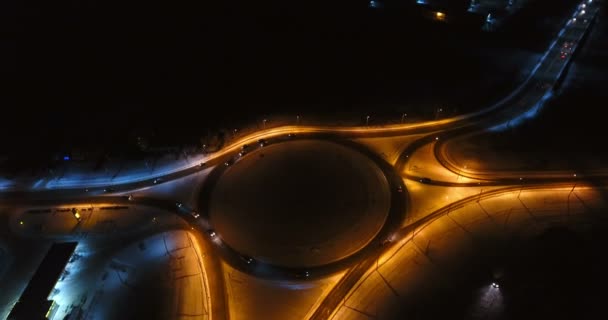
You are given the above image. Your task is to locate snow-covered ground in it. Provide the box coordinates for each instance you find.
[72,230,211,320]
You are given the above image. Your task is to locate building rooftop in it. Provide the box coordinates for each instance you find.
[8,242,78,320]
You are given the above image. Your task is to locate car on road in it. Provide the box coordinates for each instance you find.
[175,202,183,208]
[258,139,267,147]
[397,186,403,193]
[190,210,200,219]
[198,162,205,168]
[240,255,254,264]
[224,160,232,166]
[103,187,116,193]
[153,178,163,184]
[380,238,392,246]
[419,177,432,184]
[287,133,296,138]
[294,270,310,279]
[560,42,573,59]
[207,229,217,238]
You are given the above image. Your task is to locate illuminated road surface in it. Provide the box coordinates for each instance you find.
[330,184,608,319]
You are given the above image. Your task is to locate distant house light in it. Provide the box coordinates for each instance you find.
[435,11,446,21]
[63,155,70,161]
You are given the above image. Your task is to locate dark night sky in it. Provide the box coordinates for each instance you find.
[11,0,584,160]
[15,1,480,153]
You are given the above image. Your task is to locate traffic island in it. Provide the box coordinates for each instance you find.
[206,139,392,269]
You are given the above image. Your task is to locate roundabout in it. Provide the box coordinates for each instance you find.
[207,139,393,268]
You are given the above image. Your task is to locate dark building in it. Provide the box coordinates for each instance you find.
[8,242,78,320]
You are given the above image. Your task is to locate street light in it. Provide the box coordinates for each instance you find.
[435,107,443,120]
[296,115,300,124]
[366,115,370,126]
[457,164,467,182]
[263,119,267,129]
[401,113,407,123]
[71,208,81,221]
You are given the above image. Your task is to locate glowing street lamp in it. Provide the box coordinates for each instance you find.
[71,208,81,221]
[435,107,443,120]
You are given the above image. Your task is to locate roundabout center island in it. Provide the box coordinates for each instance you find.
[208,139,392,268]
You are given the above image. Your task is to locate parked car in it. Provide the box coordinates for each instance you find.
[419,177,432,184]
